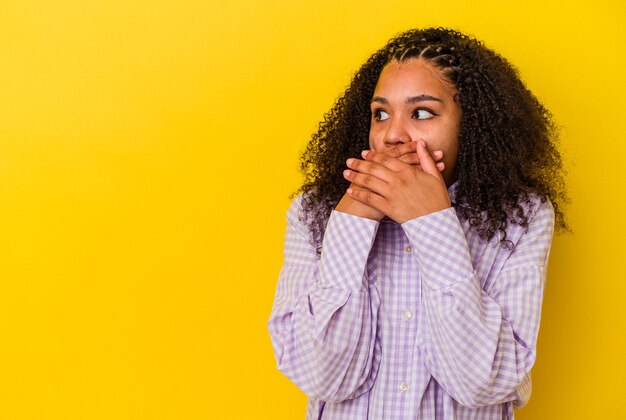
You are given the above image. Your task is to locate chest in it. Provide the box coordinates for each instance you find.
[366,219,506,299]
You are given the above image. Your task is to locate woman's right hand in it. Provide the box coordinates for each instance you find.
[335,141,444,220]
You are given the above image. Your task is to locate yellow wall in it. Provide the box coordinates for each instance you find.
[0,0,624,418]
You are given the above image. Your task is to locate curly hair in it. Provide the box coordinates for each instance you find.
[294,27,568,253]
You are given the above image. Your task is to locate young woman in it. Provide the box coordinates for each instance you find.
[268,27,567,419]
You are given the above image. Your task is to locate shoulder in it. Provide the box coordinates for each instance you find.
[286,193,316,230]
[285,193,316,240]
[286,193,305,223]
[477,192,554,255]
[503,193,555,264]
[518,192,555,231]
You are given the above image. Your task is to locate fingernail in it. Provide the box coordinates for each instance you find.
[347,187,353,195]
[361,150,369,158]
[420,140,426,148]
[346,158,354,165]
[343,169,351,178]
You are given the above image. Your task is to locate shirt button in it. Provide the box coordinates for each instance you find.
[405,245,412,253]
[402,310,413,320]
[400,382,409,392]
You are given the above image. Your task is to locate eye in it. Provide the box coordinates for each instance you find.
[413,108,436,120]
[373,109,390,121]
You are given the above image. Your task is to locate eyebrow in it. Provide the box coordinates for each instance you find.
[371,94,443,104]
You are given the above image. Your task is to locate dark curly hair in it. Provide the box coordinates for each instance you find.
[294,27,568,253]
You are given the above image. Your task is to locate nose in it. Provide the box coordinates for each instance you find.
[383,117,411,147]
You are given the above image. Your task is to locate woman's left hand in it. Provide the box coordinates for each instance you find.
[343,140,452,223]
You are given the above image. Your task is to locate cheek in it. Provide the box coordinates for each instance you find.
[368,130,383,152]
[442,141,460,176]
[428,125,459,158]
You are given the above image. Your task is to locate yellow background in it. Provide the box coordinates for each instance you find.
[1,0,624,419]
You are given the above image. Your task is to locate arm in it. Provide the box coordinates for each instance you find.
[267,195,382,403]
[344,142,554,408]
[402,199,555,408]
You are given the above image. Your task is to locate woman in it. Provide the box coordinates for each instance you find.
[268,27,567,419]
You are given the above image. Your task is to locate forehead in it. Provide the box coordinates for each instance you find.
[374,58,457,100]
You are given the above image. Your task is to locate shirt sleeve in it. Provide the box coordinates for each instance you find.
[401,198,555,409]
[267,195,382,403]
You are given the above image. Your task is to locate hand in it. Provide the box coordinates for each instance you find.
[335,142,445,221]
[385,141,445,171]
[343,140,451,223]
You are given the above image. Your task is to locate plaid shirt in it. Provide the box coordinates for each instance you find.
[269,183,554,419]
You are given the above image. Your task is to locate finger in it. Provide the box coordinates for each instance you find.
[398,151,443,165]
[385,141,442,158]
[343,168,389,195]
[417,140,444,180]
[398,152,420,165]
[385,142,419,160]
[397,157,445,172]
[361,149,409,172]
[347,185,389,214]
[346,157,395,183]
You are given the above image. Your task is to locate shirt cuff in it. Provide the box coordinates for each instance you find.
[318,210,380,291]
[401,207,474,291]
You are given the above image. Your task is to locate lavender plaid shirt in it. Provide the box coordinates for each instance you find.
[268,183,554,419]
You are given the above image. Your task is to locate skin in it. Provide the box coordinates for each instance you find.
[335,58,462,223]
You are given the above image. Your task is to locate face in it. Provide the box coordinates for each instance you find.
[369,58,462,187]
